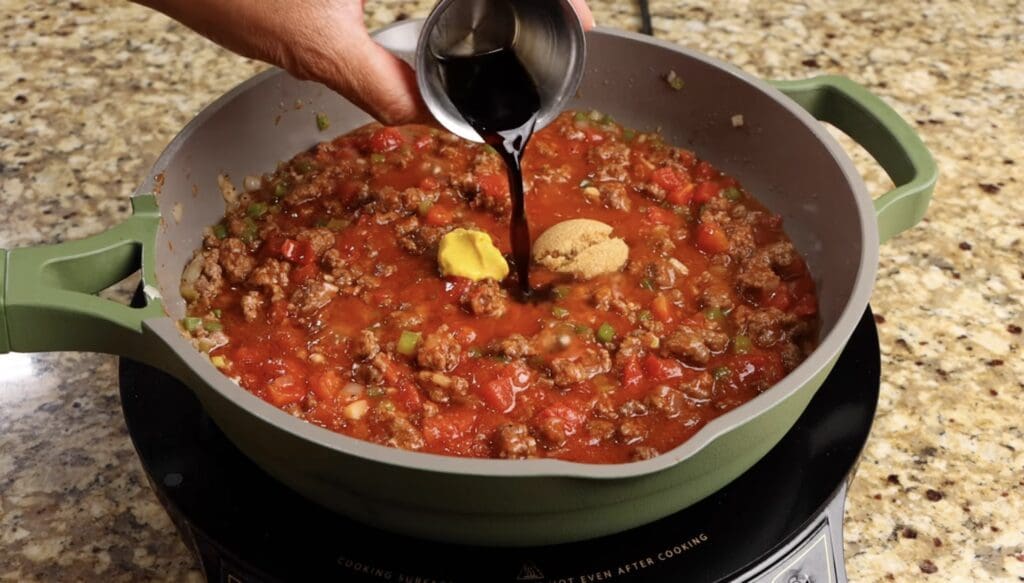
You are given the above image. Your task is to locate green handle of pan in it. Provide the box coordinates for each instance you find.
[772,75,938,243]
[0,195,164,357]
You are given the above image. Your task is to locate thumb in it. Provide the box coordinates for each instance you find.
[319,32,430,126]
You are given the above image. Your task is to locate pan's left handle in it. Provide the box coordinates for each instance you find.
[0,195,165,359]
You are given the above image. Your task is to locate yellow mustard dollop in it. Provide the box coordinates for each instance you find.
[438,228,509,281]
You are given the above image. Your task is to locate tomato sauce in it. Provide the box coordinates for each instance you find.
[180,111,819,463]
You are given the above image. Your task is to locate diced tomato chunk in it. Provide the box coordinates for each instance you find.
[368,127,403,153]
[693,181,722,204]
[443,276,472,300]
[280,238,316,265]
[309,370,343,403]
[667,184,694,206]
[643,354,683,382]
[536,403,584,435]
[652,293,674,323]
[265,375,306,407]
[480,378,516,413]
[695,222,730,254]
[735,353,785,386]
[291,263,319,285]
[644,206,675,225]
[693,160,718,181]
[425,205,453,226]
[651,167,685,191]
[621,356,643,388]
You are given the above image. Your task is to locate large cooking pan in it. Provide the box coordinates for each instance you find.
[0,22,935,546]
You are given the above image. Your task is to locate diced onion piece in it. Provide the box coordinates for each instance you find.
[668,257,689,276]
[343,399,369,420]
[731,114,745,128]
[217,174,238,204]
[243,175,262,191]
[341,382,365,402]
[180,254,204,301]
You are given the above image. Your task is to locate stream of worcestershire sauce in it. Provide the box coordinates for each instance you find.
[436,46,541,298]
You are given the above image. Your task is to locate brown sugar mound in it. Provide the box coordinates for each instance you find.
[532,219,629,279]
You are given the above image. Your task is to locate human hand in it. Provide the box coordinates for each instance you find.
[137,0,595,126]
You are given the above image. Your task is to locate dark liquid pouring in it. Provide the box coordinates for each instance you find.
[437,47,541,297]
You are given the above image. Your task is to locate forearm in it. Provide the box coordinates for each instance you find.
[133,0,339,77]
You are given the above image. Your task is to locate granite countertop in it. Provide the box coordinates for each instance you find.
[1,0,1021,580]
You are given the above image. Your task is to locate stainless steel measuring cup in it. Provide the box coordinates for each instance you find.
[375,0,587,142]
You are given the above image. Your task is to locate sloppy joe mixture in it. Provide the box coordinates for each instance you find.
[180,111,818,464]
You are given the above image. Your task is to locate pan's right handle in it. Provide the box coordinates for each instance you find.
[0,195,165,360]
[772,75,938,244]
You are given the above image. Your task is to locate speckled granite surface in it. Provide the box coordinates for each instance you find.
[1,0,1021,581]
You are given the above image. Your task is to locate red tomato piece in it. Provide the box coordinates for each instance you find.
[652,293,674,323]
[644,206,675,225]
[291,263,319,285]
[368,127,403,153]
[643,354,683,382]
[695,222,730,254]
[443,276,473,300]
[651,167,685,191]
[265,374,306,407]
[666,184,694,206]
[693,181,722,204]
[280,238,316,265]
[309,370,342,403]
[693,160,718,181]
[621,356,643,388]
[735,353,785,385]
[480,378,516,413]
[425,205,453,226]
[536,403,584,436]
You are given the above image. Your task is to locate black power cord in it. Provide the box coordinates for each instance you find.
[638,0,653,35]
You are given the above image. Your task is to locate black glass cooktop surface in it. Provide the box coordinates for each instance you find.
[119,308,879,583]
